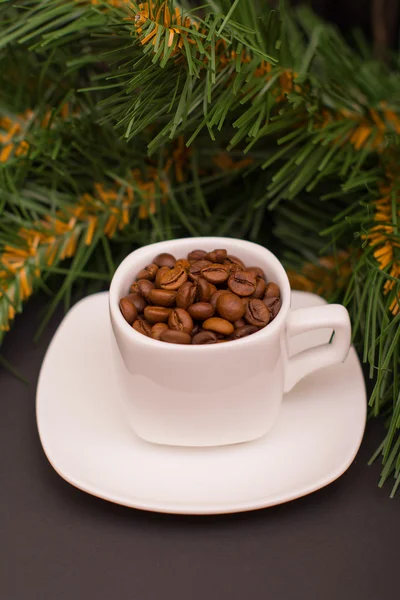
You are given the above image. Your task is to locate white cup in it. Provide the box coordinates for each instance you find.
[109,237,351,447]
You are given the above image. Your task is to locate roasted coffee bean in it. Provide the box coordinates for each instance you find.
[188,260,212,280]
[151,323,169,340]
[204,249,227,263]
[263,296,282,319]
[147,288,177,307]
[228,270,257,297]
[233,318,246,329]
[241,297,250,311]
[247,266,266,280]
[144,306,172,324]
[153,253,176,268]
[188,302,214,320]
[136,263,158,281]
[176,281,196,309]
[245,299,271,327]
[195,277,212,302]
[137,279,154,299]
[159,266,187,290]
[168,308,193,334]
[132,317,152,336]
[119,297,138,325]
[226,325,258,340]
[264,281,280,298]
[192,331,218,345]
[160,329,192,344]
[210,289,231,311]
[122,247,280,344]
[224,255,245,269]
[155,266,170,287]
[175,258,190,271]
[188,249,207,262]
[216,292,245,322]
[201,264,230,285]
[126,292,146,314]
[203,317,234,336]
[251,276,266,299]
[229,264,243,275]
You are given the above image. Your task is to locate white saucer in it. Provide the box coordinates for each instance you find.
[36,291,366,515]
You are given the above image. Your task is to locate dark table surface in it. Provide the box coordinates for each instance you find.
[0,294,398,600]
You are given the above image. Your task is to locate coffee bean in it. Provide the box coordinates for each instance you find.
[251,277,266,299]
[160,329,192,344]
[263,296,282,319]
[226,325,258,340]
[175,258,190,271]
[247,266,266,280]
[129,282,139,294]
[147,288,177,307]
[155,266,170,287]
[233,318,246,329]
[125,292,146,314]
[192,331,218,345]
[119,297,138,324]
[176,281,196,309]
[203,317,234,335]
[188,302,214,320]
[153,253,176,268]
[188,260,212,280]
[241,297,250,311]
[229,264,244,275]
[201,264,230,285]
[159,266,187,290]
[228,270,257,296]
[224,255,245,269]
[136,263,158,281]
[144,306,172,324]
[210,289,231,311]
[264,282,280,298]
[123,248,279,344]
[204,249,227,263]
[137,279,154,299]
[188,249,207,262]
[151,323,169,340]
[132,317,152,336]
[216,292,245,322]
[245,299,271,327]
[168,308,193,334]
[192,324,201,335]
[195,277,212,302]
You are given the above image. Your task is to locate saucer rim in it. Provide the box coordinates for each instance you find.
[36,291,367,515]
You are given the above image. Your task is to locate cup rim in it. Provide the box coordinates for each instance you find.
[109,237,290,351]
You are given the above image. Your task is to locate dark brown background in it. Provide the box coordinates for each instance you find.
[0,293,399,600]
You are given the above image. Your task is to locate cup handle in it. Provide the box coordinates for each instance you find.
[284,304,351,393]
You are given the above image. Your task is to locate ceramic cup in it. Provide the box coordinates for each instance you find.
[109,237,351,447]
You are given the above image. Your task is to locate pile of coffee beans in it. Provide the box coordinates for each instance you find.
[119,249,281,344]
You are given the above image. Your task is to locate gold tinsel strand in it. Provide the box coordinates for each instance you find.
[0,125,190,334]
[367,175,400,315]
[288,252,353,298]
